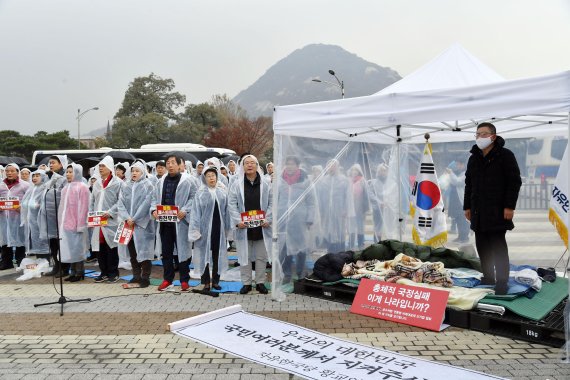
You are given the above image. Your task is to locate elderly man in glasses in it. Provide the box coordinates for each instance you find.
[463,122,522,295]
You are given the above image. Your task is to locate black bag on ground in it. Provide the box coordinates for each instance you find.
[312,251,355,282]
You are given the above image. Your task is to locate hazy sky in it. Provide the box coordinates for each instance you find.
[1,0,569,137]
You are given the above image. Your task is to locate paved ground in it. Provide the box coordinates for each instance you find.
[0,209,568,379]
[0,262,569,380]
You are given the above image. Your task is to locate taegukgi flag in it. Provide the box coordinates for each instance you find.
[549,142,569,248]
[410,142,448,247]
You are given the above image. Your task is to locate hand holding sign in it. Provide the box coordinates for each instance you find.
[0,197,20,211]
[156,205,179,222]
[240,210,266,228]
[87,211,108,227]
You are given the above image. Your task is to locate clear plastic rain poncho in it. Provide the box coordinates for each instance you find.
[20,169,50,254]
[274,157,317,286]
[205,157,229,189]
[115,162,131,182]
[188,168,231,280]
[40,154,68,240]
[271,137,424,300]
[347,163,370,250]
[368,163,389,241]
[58,164,90,264]
[89,156,124,251]
[315,158,355,253]
[151,170,198,262]
[0,163,30,247]
[20,168,32,184]
[115,161,132,264]
[227,154,273,266]
[117,162,156,262]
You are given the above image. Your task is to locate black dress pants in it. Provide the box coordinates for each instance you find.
[98,240,119,278]
[160,224,189,283]
[475,230,509,293]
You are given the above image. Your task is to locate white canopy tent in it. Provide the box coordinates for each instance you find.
[375,43,505,94]
[274,69,570,144]
[270,45,570,303]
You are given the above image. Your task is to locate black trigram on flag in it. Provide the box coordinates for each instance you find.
[411,181,418,196]
[420,163,435,174]
[418,216,433,227]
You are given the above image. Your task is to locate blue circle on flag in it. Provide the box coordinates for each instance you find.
[416,181,441,210]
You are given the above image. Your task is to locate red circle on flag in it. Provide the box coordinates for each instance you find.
[416,181,441,210]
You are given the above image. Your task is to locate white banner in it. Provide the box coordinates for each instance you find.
[549,142,569,248]
[170,306,503,380]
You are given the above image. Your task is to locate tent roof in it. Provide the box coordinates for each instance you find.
[376,43,505,94]
[274,71,570,144]
[274,45,570,144]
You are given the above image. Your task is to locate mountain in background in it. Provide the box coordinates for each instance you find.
[233,44,401,117]
[85,126,107,137]
[87,44,401,135]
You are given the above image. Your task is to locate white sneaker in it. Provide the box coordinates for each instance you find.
[118,261,132,270]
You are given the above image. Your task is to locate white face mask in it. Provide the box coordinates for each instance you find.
[476,136,493,150]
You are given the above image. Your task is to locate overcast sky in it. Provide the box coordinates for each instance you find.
[1,0,569,137]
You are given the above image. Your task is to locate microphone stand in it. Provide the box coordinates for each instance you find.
[34,175,91,316]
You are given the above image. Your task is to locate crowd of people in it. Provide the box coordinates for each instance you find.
[0,144,395,294]
[0,123,521,297]
[0,153,278,295]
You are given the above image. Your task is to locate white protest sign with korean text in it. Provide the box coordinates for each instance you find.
[0,196,20,210]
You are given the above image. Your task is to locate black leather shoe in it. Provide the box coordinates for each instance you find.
[239,285,252,294]
[69,275,84,282]
[255,284,268,294]
[212,283,222,291]
[64,275,75,282]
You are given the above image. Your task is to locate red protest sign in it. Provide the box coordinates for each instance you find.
[157,205,179,222]
[113,221,134,245]
[87,211,108,227]
[350,278,449,331]
[0,196,20,210]
[240,210,266,228]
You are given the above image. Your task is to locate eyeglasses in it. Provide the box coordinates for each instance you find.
[474,132,494,138]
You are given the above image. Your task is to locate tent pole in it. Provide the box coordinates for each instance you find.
[396,125,403,241]
[564,112,570,274]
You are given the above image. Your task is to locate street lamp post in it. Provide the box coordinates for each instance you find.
[77,107,99,149]
[311,69,345,99]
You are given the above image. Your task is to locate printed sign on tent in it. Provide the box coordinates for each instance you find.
[157,205,179,222]
[113,221,134,245]
[0,196,19,210]
[87,211,108,227]
[350,278,449,331]
[241,210,266,228]
[549,142,569,248]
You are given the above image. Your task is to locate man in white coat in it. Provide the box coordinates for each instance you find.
[228,154,272,295]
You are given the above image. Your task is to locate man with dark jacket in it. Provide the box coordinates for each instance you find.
[464,122,522,295]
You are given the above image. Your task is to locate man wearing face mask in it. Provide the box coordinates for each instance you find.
[464,122,521,295]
